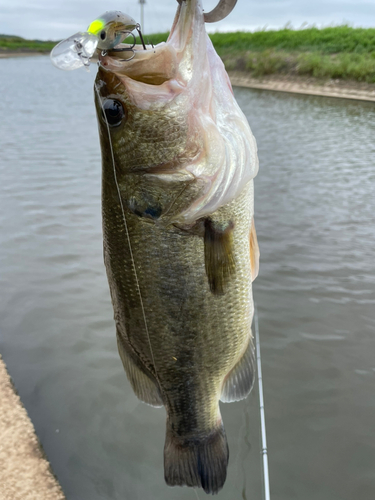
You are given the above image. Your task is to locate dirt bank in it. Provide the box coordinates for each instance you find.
[229,71,375,102]
[0,355,66,500]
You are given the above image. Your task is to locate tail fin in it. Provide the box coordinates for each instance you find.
[164,419,229,495]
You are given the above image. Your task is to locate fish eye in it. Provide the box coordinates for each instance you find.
[100,30,106,40]
[102,99,125,127]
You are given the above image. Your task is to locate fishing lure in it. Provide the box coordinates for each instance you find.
[51,11,147,71]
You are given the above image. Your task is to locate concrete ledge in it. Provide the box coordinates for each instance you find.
[229,72,375,103]
[0,355,66,500]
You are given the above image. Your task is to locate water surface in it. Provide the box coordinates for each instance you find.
[0,56,374,500]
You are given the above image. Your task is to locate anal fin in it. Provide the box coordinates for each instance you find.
[220,336,255,403]
[204,218,235,295]
[117,331,163,408]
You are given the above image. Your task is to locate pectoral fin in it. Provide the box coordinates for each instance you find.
[204,219,235,295]
[117,331,164,408]
[250,218,260,282]
[220,336,255,403]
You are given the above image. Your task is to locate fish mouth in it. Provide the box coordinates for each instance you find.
[97,0,190,82]
[98,42,179,86]
[98,0,238,83]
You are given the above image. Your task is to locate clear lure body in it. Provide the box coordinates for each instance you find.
[50,11,142,71]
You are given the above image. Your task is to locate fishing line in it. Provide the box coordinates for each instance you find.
[94,80,160,385]
[254,304,271,500]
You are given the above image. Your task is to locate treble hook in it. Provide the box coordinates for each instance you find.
[105,23,147,62]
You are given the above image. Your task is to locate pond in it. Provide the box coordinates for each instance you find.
[0,55,374,500]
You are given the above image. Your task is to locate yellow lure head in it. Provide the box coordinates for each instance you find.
[87,11,138,50]
[87,19,106,36]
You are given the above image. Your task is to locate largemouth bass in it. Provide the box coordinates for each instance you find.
[94,0,259,494]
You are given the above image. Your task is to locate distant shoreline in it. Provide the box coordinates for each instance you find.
[0,51,48,58]
[2,52,375,103]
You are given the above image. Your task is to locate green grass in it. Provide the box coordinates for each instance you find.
[0,35,55,52]
[297,51,375,81]
[213,26,375,84]
[143,25,375,54]
[222,49,375,83]
[142,26,375,83]
[2,26,375,83]
[209,26,375,54]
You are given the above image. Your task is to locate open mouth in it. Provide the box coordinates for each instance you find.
[98,0,238,82]
[99,41,178,85]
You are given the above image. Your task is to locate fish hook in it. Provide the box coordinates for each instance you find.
[105,23,147,62]
[103,31,136,61]
[136,23,147,50]
[177,0,238,23]
[101,48,136,62]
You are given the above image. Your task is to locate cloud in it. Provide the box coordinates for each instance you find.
[0,0,374,40]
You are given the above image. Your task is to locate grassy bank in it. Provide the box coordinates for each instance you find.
[2,26,375,84]
[213,26,375,83]
[146,26,375,84]
[212,26,375,83]
[0,34,55,53]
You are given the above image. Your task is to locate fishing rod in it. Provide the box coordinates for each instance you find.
[254,304,271,500]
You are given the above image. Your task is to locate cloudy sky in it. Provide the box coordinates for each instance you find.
[0,0,374,40]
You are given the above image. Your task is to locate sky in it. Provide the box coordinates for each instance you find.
[0,0,375,40]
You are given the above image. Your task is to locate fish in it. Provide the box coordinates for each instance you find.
[94,0,259,494]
